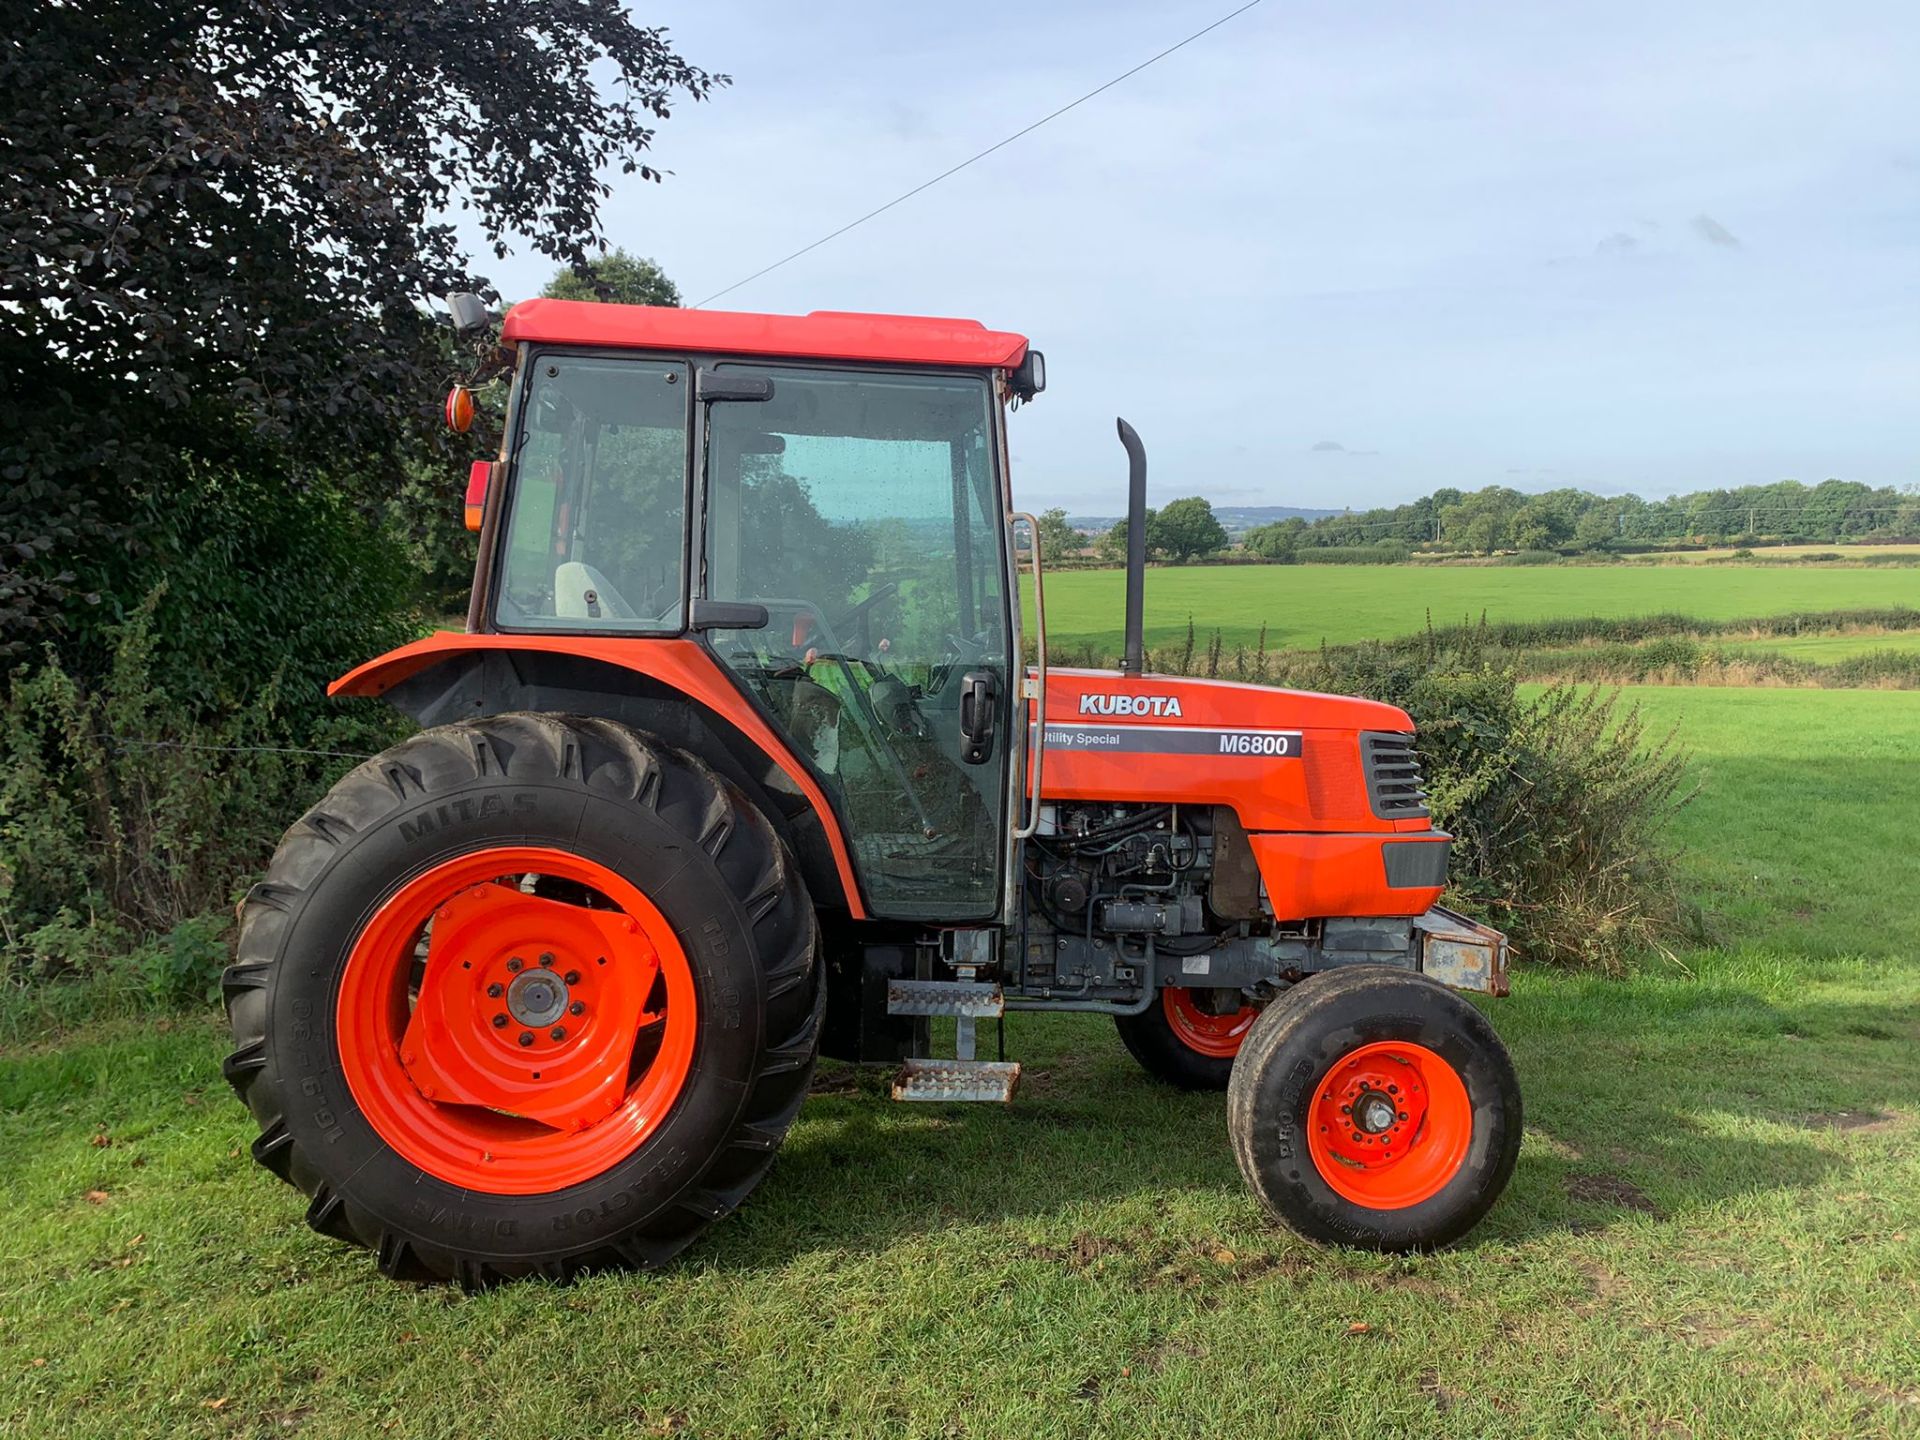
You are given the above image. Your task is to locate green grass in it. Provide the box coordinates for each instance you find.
[5,687,1919,1438]
[1723,631,1920,663]
[1029,563,1920,657]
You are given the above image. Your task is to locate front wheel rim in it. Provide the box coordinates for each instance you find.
[1305,1040,1472,1209]
[1161,987,1258,1059]
[334,846,697,1195]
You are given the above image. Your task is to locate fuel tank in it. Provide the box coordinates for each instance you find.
[1035,668,1448,920]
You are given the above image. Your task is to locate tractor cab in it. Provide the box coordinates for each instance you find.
[472,303,1034,923]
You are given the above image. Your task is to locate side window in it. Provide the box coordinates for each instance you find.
[496,357,688,630]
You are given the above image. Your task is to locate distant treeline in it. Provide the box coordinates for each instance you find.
[1246,478,1920,558]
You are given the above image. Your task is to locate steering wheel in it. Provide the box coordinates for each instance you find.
[831,582,898,655]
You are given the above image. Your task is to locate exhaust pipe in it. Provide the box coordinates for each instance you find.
[1116,417,1148,676]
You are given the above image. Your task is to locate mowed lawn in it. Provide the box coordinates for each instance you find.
[3,685,1918,1438]
[1030,562,1920,656]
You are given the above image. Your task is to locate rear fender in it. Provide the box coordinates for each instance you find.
[331,633,867,918]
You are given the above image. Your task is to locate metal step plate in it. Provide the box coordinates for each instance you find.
[891,1059,1021,1104]
[885,979,1005,1018]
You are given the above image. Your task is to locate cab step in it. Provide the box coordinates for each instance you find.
[891,1058,1021,1104]
[885,978,1005,1018]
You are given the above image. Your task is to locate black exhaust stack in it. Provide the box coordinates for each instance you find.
[1116,417,1148,676]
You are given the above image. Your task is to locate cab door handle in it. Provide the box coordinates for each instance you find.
[958,671,999,765]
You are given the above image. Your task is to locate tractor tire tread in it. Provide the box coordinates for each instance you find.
[221,712,822,1287]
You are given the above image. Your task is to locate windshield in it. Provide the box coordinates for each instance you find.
[494,355,689,631]
[703,366,1010,920]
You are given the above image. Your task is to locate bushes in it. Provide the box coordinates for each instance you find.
[1263,643,1692,969]
[0,592,404,1005]
[1294,543,1412,565]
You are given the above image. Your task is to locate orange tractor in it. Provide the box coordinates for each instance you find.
[223,299,1521,1286]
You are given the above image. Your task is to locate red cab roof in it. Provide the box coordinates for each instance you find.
[500,299,1029,370]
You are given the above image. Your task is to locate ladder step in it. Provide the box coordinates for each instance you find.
[885,979,1005,1018]
[891,1059,1021,1104]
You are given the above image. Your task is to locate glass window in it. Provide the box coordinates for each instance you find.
[704,367,1011,920]
[495,357,689,631]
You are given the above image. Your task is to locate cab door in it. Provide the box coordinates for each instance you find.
[699,364,1014,920]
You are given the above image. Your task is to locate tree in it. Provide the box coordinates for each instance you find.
[1033,508,1082,561]
[1245,517,1307,561]
[545,249,682,307]
[1510,500,1572,552]
[1439,487,1525,554]
[1098,512,1154,564]
[1151,497,1228,563]
[1,3,720,674]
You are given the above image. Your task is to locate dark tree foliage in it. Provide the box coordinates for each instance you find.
[0,1,721,664]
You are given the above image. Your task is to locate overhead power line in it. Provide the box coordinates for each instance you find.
[692,0,1269,308]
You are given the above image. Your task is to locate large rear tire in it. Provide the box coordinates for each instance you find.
[1227,968,1520,1251]
[221,713,820,1287]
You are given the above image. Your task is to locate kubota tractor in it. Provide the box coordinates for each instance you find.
[222,299,1522,1286]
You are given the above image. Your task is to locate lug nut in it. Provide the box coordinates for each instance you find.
[569,1001,585,1016]
[518,1031,535,1047]
[1387,1084,1399,1095]
[506,956,524,973]
[549,1026,567,1042]
[564,970,582,986]
[486,982,504,998]
[491,1013,508,1029]
[538,952,556,968]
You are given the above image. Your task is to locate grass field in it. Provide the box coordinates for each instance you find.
[1721,630,1920,663]
[4,686,1917,1439]
[1646,543,1920,564]
[1029,563,1920,657]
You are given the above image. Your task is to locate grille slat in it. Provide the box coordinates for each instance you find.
[1360,732,1430,820]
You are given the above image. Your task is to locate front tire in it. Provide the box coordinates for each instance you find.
[221,713,820,1287]
[1227,968,1521,1251]
[1115,986,1260,1091]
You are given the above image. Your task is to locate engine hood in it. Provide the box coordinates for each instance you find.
[1041,668,1413,735]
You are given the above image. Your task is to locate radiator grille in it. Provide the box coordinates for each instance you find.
[1360,731,1429,820]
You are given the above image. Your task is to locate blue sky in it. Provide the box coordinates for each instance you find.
[475,1,1919,513]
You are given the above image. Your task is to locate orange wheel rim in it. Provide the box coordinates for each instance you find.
[1161,987,1258,1059]
[1306,1041,1471,1209]
[335,846,696,1195]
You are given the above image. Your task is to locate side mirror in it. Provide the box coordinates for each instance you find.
[446,292,490,335]
[1011,349,1046,402]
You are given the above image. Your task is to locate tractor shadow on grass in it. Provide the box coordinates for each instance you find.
[702,986,1920,1268]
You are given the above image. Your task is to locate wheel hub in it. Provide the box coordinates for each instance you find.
[506,966,569,1028]
[1314,1052,1429,1171]
[396,881,662,1133]
[1353,1089,1397,1135]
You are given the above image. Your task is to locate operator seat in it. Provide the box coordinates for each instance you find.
[552,561,639,622]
